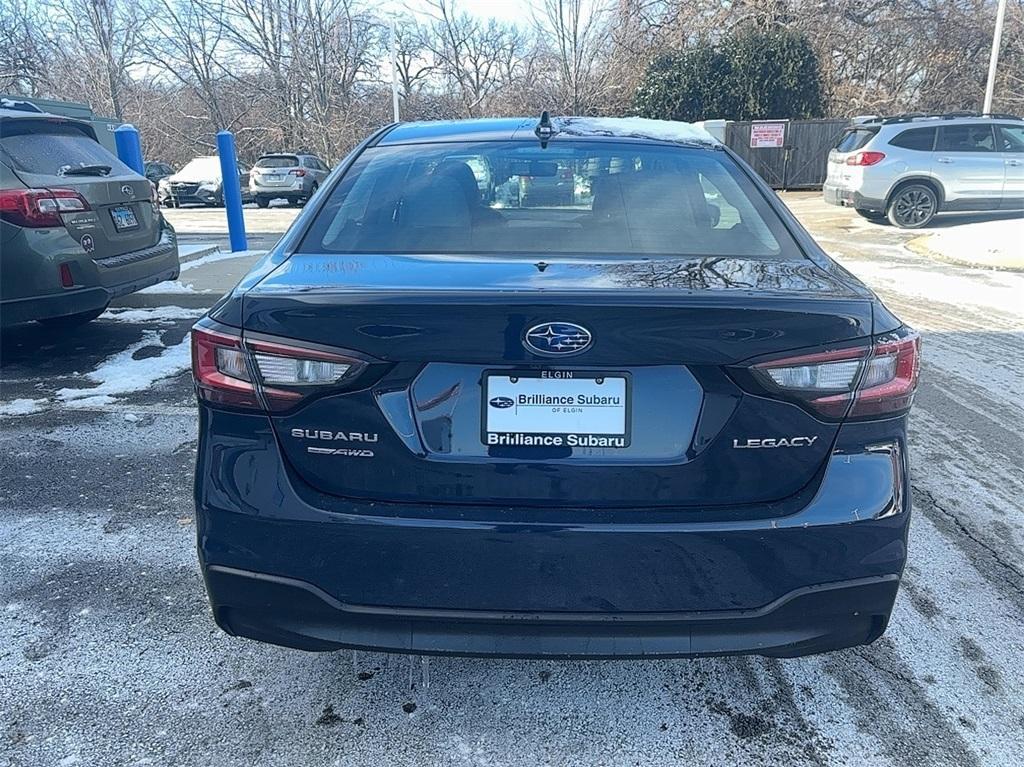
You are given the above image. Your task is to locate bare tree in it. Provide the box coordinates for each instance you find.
[532,0,616,113]
[0,0,49,95]
[46,0,152,120]
[422,0,531,117]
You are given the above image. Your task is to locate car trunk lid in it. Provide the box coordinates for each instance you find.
[238,254,873,508]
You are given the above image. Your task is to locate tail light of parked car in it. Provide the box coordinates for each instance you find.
[289,169,307,177]
[846,151,886,167]
[0,188,90,228]
[738,329,920,419]
[191,323,379,412]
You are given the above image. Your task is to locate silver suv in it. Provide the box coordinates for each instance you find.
[250,153,330,208]
[824,114,1024,228]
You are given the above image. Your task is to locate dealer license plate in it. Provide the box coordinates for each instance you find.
[482,371,631,448]
[110,205,138,230]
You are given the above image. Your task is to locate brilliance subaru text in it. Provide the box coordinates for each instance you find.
[192,116,920,658]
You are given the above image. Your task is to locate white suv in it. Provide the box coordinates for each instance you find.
[824,114,1024,228]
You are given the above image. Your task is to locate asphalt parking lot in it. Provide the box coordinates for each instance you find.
[2,195,1023,767]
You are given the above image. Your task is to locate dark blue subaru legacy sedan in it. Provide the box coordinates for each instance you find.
[192,116,920,658]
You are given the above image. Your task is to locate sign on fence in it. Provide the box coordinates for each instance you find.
[749,121,787,148]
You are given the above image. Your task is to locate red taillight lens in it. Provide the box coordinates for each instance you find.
[191,326,261,409]
[749,329,920,419]
[0,188,91,227]
[849,332,921,416]
[191,324,370,412]
[846,151,886,166]
[289,169,307,177]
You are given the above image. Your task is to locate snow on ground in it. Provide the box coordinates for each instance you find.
[100,306,207,323]
[0,398,46,416]
[179,248,266,272]
[555,116,718,145]
[56,330,192,406]
[137,279,206,294]
[814,234,1024,320]
[914,216,1024,270]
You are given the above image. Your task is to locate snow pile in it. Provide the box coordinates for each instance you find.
[138,280,203,295]
[555,117,718,146]
[914,217,1024,270]
[56,330,192,405]
[101,306,206,323]
[0,398,45,416]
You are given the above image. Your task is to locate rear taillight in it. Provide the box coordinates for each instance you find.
[846,151,886,166]
[847,332,921,417]
[191,326,261,409]
[191,323,371,412]
[0,188,91,227]
[289,169,307,177]
[747,329,920,419]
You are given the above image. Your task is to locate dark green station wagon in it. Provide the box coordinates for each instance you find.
[0,107,180,327]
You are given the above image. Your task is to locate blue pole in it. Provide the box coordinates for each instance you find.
[216,130,248,252]
[113,124,144,175]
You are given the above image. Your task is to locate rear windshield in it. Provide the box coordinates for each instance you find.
[299,141,799,259]
[0,120,132,177]
[257,156,299,168]
[835,128,877,153]
[177,157,221,178]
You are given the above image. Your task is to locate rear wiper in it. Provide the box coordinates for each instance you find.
[60,164,112,177]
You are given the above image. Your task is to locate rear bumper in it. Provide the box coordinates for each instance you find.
[251,182,307,197]
[0,229,179,325]
[206,565,898,658]
[823,184,886,213]
[196,408,912,658]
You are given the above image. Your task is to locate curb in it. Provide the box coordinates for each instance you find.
[177,244,220,264]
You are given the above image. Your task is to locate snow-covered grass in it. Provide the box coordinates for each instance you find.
[0,398,46,416]
[555,116,718,145]
[56,330,192,405]
[913,217,1024,270]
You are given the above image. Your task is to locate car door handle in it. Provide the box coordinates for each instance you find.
[936,157,954,164]
[1007,159,1023,166]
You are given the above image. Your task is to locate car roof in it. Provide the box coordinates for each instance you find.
[0,106,89,124]
[867,114,1022,130]
[377,117,720,148]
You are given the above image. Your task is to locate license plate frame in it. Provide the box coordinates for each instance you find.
[110,205,139,231]
[481,370,632,449]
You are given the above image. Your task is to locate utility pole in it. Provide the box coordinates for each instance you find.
[983,0,1007,114]
[390,19,401,123]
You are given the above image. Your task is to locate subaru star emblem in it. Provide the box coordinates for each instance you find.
[121,184,135,198]
[489,396,515,409]
[524,322,593,356]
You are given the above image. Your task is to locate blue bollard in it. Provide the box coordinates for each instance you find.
[216,130,248,252]
[113,124,144,175]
